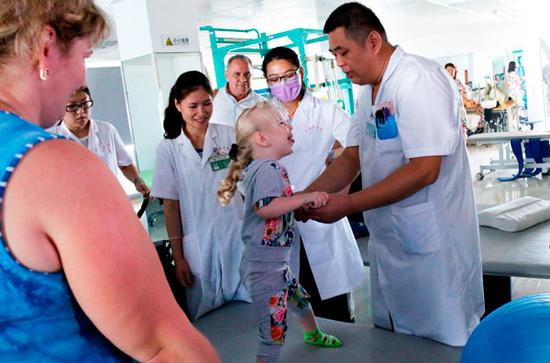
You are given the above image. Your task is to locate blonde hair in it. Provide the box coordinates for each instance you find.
[218,101,285,206]
[0,0,109,66]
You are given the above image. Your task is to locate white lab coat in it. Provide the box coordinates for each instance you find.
[151,123,249,320]
[49,119,133,175]
[276,91,364,300]
[210,86,264,127]
[543,63,550,103]
[354,46,484,346]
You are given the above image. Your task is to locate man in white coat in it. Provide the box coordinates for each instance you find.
[210,54,264,127]
[305,2,484,346]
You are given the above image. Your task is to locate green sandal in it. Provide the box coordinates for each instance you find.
[303,327,343,348]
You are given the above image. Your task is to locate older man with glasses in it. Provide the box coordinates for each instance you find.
[49,86,149,196]
[210,54,264,127]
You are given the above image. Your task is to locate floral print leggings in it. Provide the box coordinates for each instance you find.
[246,264,313,363]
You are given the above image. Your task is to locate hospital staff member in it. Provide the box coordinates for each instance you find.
[305,2,484,346]
[151,71,249,320]
[262,46,364,322]
[210,54,264,127]
[50,86,149,196]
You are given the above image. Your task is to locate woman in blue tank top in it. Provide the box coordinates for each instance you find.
[0,2,218,362]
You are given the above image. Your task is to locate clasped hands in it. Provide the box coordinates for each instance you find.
[297,192,352,224]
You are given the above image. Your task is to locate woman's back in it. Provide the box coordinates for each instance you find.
[0,111,130,362]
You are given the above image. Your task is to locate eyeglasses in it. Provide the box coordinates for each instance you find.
[266,69,299,85]
[66,100,93,113]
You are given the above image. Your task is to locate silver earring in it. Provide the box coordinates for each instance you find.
[39,67,50,81]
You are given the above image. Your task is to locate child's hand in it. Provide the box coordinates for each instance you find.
[303,191,330,208]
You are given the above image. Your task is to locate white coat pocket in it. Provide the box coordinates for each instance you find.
[297,221,333,265]
[375,136,401,153]
[390,201,441,255]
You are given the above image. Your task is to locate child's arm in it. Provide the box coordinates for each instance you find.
[256,192,329,220]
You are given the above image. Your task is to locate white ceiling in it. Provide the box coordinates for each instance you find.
[91,0,549,62]
[95,0,543,28]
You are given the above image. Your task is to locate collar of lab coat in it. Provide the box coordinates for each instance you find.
[59,118,98,141]
[174,124,219,167]
[374,45,405,104]
[295,90,314,118]
[223,84,257,106]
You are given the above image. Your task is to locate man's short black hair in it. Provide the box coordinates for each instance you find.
[323,2,387,43]
[445,63,456,69]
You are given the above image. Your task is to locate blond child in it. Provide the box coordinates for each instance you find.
[218,102,342,363]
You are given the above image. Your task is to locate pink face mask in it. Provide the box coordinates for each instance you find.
[269,75,302,103]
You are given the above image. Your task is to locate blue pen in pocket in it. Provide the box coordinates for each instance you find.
[375,106,398,140]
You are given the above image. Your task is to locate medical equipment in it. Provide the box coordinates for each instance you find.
[199,26,355,114]
[468,130,550,180]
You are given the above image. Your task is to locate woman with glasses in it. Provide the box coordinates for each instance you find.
[261,46,364,322]
[0,1,218,361]
[50,86,150,196]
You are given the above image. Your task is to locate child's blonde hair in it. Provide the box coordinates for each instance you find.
[218,101,286,206]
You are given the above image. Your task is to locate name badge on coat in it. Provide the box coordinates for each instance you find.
[209,154,231,171]
[366,118,377,139]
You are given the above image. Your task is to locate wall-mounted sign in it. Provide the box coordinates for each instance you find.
[162,34,191,48]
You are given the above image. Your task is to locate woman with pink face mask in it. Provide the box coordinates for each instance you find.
[262,47,364,323]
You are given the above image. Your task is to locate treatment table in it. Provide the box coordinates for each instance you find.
[357,205,550,317]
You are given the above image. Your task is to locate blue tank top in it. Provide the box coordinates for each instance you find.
[0,111,131,362]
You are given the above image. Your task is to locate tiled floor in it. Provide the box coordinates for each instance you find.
[469,143,550,204]
[351,142,550,327]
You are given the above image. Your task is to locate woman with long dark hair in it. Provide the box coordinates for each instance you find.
[151,71,249,320]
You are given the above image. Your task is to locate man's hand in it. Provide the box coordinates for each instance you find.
[295,206,311,222]
[307,194,354,224]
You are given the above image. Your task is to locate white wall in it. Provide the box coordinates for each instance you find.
[394,17,548,126]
